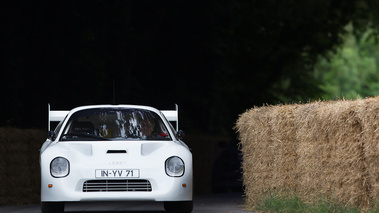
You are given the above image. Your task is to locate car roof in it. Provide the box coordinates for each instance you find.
[69,104,161,114]
[48,104,179,131]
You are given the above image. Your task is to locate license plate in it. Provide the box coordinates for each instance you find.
[95,169,140,178]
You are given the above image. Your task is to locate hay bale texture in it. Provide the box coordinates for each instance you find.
[235,97,379,209]
[0,128,45,205]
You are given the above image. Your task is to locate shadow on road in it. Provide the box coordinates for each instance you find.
[64,201,165,213]
[0,192,246,213]
[68,211,164,213]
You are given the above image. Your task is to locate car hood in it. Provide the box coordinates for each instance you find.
[40,140,189,158]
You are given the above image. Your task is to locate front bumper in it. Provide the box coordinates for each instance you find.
[40,142,193,202]
[41,175,192,202]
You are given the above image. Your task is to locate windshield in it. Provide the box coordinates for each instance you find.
[59,108,171,141]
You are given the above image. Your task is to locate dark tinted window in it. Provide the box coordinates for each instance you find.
[60,108,171,141]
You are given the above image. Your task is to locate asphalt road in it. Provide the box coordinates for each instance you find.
[0,193,250,213]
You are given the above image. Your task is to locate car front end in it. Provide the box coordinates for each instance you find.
[40,140,193,202]
[40,105,193,213]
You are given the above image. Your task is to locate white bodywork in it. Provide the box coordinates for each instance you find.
[40,105,192,203]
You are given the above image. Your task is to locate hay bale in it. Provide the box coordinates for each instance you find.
[357,98,379,204]
[293,101,327,201]
[269,105,299,192]
[0,127,45,206]
[236,105,277,206]
[236,97,379,209]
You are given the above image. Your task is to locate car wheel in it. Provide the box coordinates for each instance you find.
[41,202,64,213]
[164,201,193,213]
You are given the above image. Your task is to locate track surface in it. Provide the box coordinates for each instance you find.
[0,193,250,213]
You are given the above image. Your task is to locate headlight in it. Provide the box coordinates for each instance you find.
[165,156,184,177]
[50,157,70,178]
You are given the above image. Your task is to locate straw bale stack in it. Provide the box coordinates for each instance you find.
[0,127,45,205]
[235,97,379,208]
[358,98,379,203]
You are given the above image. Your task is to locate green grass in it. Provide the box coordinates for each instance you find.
[253,191,379,213]
[367,203,379,213]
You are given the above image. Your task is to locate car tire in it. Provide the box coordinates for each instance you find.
[41,202,64,213]
[164,201,193,213]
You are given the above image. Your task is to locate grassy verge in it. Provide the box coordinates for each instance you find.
[252,191,379,213]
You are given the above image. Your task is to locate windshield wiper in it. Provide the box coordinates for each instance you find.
[62,133,109,141]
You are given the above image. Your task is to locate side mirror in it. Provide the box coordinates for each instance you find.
[177,130,185,140]
[47,131,56,140]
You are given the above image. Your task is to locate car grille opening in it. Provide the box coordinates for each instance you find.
[83,179,152,192]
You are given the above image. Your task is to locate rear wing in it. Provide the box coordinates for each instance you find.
[161,104,179,131]
[48,104,69,131]
[48,104,179,131]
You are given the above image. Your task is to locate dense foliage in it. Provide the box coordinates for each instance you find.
[315,25,379,100]
[1,0,378,134]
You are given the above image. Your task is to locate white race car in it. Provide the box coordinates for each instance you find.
[40,104,193,213]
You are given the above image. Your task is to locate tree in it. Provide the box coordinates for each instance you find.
[1,0,379,135]
[314,24,379,100]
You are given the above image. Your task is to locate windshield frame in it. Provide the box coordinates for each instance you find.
[57,107,173,142]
